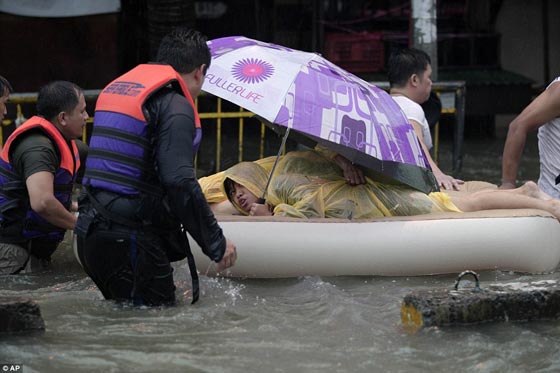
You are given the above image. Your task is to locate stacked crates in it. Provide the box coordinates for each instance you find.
[324,32,385,73]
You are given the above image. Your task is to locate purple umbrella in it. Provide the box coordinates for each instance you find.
[202,36,438,193]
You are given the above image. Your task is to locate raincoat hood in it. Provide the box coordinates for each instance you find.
[222,162,269,215]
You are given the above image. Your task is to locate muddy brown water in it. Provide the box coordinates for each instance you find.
[2,120,558,373]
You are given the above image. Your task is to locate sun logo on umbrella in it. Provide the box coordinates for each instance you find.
[231,58,274,84]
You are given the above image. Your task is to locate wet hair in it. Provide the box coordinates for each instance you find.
[387,48,431,88]
[156,27,211,74]
[224,177,239,201]
[36,81,83,122]
[0,75,13,96]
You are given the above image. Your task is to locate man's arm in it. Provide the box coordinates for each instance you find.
[12,132,77,229]
[501,82,560,188]
[26,171,77,230]
[153,92,236,269]
[410,119,463,190]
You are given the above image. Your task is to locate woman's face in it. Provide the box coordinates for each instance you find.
[230,181,259,213]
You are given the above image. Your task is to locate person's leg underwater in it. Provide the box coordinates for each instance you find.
[78,226,176,306]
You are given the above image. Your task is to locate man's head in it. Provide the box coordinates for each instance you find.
[387,48,432,104]
[0,75,13,122]
[37,81,89,140]
[156,27,211,99]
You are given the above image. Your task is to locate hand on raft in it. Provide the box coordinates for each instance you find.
[434,170,464,191]
[216,238,237,272]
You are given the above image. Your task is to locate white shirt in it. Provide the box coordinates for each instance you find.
[537,77,560,198]
[391,95,433,150]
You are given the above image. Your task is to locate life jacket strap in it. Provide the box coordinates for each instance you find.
[0,182,27,204]
[91,126,151,149]
[0,199,20,213]
[0,166,20,180]
[85,187,145,229]
[84,169,163,197]
[88,148,155,176]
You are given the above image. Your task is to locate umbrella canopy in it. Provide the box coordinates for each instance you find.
[202,36,438,194]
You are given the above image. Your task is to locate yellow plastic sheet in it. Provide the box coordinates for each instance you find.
[201,150,461,219]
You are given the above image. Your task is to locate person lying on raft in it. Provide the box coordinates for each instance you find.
[204,149,560,220]
[198,145,366,213]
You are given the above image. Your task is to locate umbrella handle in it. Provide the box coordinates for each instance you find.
[259,127,291,203]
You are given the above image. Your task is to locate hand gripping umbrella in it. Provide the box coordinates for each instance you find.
[202,36,439,194]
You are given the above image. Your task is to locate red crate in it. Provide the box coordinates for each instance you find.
[324,32,385,73]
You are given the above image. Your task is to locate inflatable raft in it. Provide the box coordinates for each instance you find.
[72,182,560,278]
[189,181,560,278]
[190,208,560,278]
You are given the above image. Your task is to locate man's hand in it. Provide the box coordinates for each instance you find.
[216,239,237,272]
[333,154,366,185]
[434,171,464,191]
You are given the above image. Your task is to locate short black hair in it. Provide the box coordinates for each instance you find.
[387,48,431,88]
[156,27,211,74]
[36,81,83,122]
[0,75,13,96]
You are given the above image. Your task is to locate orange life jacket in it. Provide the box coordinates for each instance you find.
[83,64,201,196]
[0,116,80,243]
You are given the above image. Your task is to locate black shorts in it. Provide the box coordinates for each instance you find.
[76,223,176,306]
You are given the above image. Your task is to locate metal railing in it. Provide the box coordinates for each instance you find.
[2,91,274,174]
[197,98,266,172]
[2,82,467,176]
[1,90,101,145]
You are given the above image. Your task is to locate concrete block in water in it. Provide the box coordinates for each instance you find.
[0,297,45,333]
[401,276,560,329]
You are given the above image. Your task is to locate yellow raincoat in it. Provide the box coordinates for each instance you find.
[201,150,460,219]
[198,156,278,204]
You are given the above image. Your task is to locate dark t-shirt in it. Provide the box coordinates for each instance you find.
[10,132,58,180]
[9,130,87,182]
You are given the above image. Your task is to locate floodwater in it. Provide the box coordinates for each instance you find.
[2,120,559,373]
